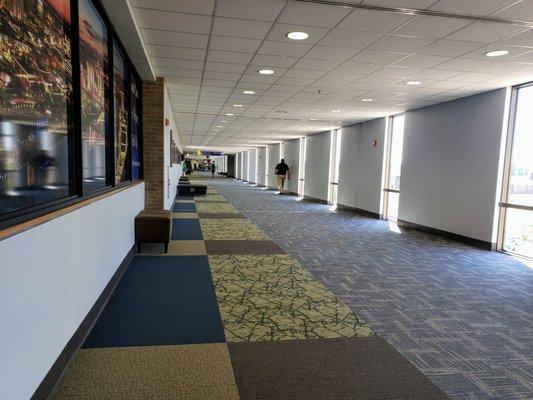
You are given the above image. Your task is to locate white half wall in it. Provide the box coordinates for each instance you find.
[267,144,280,188]
[164,86,181,210]
[248,149,257,183]
[0,184,145,400]
[304,131,331,201]
[283,139,300,194]
[257,147,266,185]
[400,89,508,243]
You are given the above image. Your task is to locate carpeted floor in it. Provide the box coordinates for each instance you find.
[52,173,450,399]
[212,175,533,400]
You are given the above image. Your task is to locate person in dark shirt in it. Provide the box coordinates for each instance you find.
[210,162,216,178]
[275,159,289,194]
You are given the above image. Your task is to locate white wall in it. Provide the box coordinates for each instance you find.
[304,131,331,201]
[267,144,280,188]
[248,149,257,183]
[400,89,508,243]
[0,184,145,400]
[242,151,249,181]
[164,85,181,210]
[236,153,241,179]
[256,147,266,185]
[283,139,300,194]
[337,124,360,207]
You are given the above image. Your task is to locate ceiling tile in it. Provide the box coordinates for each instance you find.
[204,61,247,73]
[207,50,254,64]
[292,57,344,71]
[147,45,206,60]
[500,29,533,48]
[362,0,436,7]
[447,22,527,43]
[428,0,517,15]
[210,36,262,52]
[492,0,533,22]
[212,17,272,39]
[393,15,471,39]
[216,0,286,21]
[349,49,409,64]
[305,45,361,60]
[338,9,414,33]
[133,0,215,14]
[460,44,530,60]
[283,69,325,79]
[134,9,212,34]
[394,54,451,68]
[417,39,486,57]
[369,35,434,52]
[142,29,208,48]
[258,40,313,57]
[277,1,352,28]
[432,57,494,71]
[151,58,204,69]
[250,54,299,68]
[318,29,384,48]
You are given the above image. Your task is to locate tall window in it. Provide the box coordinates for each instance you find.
[79,0,108,192]
[328,129,342,205]
[499,84,533,258]
[131,74,141,180]
[0,0,75,218]
[384,114,405,221]
[113,43,129,184]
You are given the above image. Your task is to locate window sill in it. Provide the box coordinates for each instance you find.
[0,181,144,242]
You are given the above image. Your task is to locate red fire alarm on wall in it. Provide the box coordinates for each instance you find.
[371,139,378,147]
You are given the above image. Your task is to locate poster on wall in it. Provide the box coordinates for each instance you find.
[113,42,128,184]
[0,0,73,216]
[79,0,107,192]
[131,75,140,180]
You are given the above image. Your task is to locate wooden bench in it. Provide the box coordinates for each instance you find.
[135,210,172,253]
[177,184,207,196]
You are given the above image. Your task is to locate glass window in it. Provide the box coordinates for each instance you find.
[384,114,405,221]
[79,0,108,192]
[501,85,533,258]
[131,74,141,180]
[0,0,74,217]
[113,43,129,184]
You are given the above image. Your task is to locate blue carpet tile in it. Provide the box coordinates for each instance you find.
[173,203,197,212]
[171,219,203,240]
[83,256,225,348]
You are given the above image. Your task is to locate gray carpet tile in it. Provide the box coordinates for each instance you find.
[228,336,449,400]
[207,174,533,400]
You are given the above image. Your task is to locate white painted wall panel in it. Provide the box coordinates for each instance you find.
[304,131,331,201]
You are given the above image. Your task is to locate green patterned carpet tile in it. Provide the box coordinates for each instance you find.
[195,195,227,202]
[208,254,373,342]
[196,202,239,214]
[201,219,270,241]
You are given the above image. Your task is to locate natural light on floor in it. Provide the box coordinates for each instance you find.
[388,221,402,234]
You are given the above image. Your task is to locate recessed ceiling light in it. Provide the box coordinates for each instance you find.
[216,125,223,128]
[220,120,227,123]
[406,80,422,86]
[331,110,341,113]
[242,90,255,94]
[309,118,318,121]
[485,50,509,57]
[276,110,288,114]
[286,31,309,40]
[258,69,274,75]
[225,113,234,116]
[213,130,220,132]
[233,104,243,107]
[361,98,373,102]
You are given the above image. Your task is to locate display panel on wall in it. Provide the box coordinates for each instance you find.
[79,0,108,192]
[0,0,75,216]
[0,0,142,226]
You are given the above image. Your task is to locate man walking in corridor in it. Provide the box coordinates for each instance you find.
[275,158,289,194]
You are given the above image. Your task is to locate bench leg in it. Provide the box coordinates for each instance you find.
[164,243,168,254]
[137,242,141,253]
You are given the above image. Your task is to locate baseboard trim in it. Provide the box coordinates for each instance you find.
[397,219,496,250]
[303,195,329,204]
[337,204,380,219]
[31,246,135,400]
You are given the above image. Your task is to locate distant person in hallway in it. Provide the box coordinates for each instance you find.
[210,163,216,178]
[275,159,289,194]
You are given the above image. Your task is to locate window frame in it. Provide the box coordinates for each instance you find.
[0,0,143,231]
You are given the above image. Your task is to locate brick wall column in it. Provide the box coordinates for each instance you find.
[142,77,165,210]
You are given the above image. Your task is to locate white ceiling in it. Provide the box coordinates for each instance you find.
[130,0,533,151]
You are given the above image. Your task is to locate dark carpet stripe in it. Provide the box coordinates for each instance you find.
[83,256,225,348]
[205,240,286,254]
[171,219,203,240]
[173,203,197,212]
[228,336,449,400]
